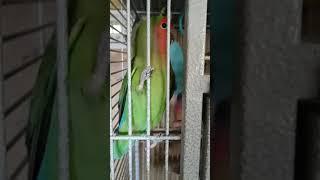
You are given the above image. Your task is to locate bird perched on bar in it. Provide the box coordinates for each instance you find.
[170,28,185,129]
[25,0,109,179]
[113,8,176,160]
[168,24,185,174]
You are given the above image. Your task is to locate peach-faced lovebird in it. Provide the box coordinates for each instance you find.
[25,0,109,179]
[113,11,175,159]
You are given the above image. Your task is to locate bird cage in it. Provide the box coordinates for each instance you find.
[109,0,210,179]
[0,0,210,179]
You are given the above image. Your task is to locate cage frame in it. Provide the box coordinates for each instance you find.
[0,0,210,179]
[109,0,209,179]
[181,0,209,178]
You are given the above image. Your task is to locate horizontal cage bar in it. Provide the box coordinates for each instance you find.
[2,0,55,5]
[110,1,127,22]
[110,37,126,45]
[111,68,127,75]
[10,155,28,180]
[2,22,54,42]
[110,25,127,38]
[112,111,119,121]
[111,135,181,141]
[4,54,43,80]
[111,78,124,87]
[110,60,127,63]
[112,102,119,110]
[6,126,26,151]
[111,49,127,54]
[110,13,127,30]
[111,90,121,99]
[4,90,32,117]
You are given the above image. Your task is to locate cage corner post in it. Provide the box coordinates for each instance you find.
[181,0,209,179]
[0,0,8,179]
[56,0,70,179]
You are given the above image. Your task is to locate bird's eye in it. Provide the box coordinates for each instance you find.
[161,23,167,29]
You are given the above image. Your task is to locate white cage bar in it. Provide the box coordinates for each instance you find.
[165,0,171,179]
[111,135,181,141]
[146,0,151,179]
[126,0,133,179]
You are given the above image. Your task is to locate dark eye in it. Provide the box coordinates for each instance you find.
[161,23,167,29]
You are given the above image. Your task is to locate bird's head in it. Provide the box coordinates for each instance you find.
[153,16,174,59]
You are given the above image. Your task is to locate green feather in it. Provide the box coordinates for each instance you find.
[26,0,109,178]
[26,17,87,179]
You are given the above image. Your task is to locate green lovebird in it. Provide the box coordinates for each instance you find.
[25,0,109,179]
[113,12,175,160]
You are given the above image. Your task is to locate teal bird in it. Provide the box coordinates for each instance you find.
[170,30,184,128]
[170,41,184,97]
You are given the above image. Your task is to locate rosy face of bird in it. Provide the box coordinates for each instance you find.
[155,17,174,58]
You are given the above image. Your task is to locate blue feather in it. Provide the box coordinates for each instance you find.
[170,41,184,96]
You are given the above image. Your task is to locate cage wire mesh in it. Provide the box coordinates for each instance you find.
[0,0,209,179]
[109,0,210,179]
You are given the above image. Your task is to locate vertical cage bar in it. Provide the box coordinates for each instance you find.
[109,3,116,179]
[120,0,125,78]
[135,141,140,180]
[165,0,171,180]
[181,0,209,179]
[0,0,7,179]
[141,142,145,180]
[117,0,127,12]
[56,0,70,179]
[126,0,133,179]
[146,0,151,179]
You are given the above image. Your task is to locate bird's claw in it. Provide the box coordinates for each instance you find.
[138,66,154,91]
[142,66,154,81]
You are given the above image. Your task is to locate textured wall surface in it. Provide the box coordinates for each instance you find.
[231,0,320,180]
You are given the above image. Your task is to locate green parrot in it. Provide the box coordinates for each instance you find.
[25,0,109,179]
[113,11,175,160]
